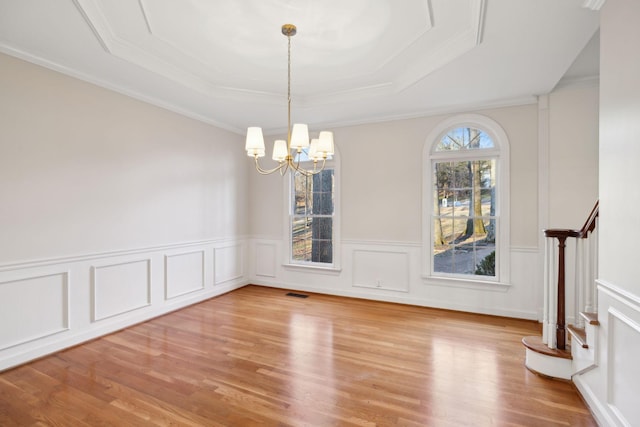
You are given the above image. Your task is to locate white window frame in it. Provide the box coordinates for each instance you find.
[422,114,510,288]
[283,149,341,273]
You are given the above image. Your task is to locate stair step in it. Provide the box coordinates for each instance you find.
[580,311,600,326]
[522,336,572,359]
[567,325,588,348]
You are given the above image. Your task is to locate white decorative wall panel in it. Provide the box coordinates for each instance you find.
[165,250,205,299]
[215,244,243,285]
[251,240,538,320]
[608,307,640,427]
[353,249,409,292]
[0,239,246,371]
[0,272,69,350]
[255,242,276,278]
[92,259,151,321]
[575,281,640,427]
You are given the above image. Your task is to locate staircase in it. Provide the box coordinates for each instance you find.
[523,201,599,380]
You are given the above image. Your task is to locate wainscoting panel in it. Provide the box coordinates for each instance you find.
[215,244,243,285]
[0,272,69,350]
[92,259,151,321]
[0,238,248,371]
[352,249,410,292]
[165,250,205,300]
[255,242,277,278]
[574,280,640,427]
[251,239,539,320]
[607,306,640,427]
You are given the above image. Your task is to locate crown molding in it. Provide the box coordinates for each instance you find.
[0,44,243,134]
[552,74,599,92]
[270,95,539,135]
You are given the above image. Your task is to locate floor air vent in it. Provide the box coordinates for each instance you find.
[286,292,309,298]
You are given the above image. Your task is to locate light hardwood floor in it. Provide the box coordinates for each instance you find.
[0,285,596,426]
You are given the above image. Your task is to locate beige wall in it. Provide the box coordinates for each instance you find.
[549,84,599,228]
[0,53,249,263]
[599,0,640,294]
[249,103,540,248]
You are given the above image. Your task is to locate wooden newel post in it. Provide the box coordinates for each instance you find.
[543,201,598,352]
[556,236,567,350]
[545,228,579,351]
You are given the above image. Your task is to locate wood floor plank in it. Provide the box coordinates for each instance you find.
[0,285,596,426]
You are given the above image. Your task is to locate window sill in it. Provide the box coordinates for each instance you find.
[422,275,511,292]
[283,263,342,275]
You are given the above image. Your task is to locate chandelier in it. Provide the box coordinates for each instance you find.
[245,24,334,176]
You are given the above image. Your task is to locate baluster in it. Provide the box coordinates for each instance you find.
[549,238,557,348]
[575,238,585,329]
[591,223,599,312]
[584,236,593,313]
[555,235,567,350]
[542,237,551,345]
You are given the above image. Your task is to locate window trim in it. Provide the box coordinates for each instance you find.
[422,114,510,286]
[283,148,341,272]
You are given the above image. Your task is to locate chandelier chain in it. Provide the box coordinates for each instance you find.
[287,33,292,154]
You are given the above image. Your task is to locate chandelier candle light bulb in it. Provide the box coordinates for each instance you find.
[272,140,288,162]
[245,24,335,176]
[245,127,265,158]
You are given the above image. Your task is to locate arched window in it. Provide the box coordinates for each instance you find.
[423,115,509,284]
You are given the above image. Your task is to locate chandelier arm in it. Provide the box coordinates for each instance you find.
[253,156,288,175]
[316,157,327,173]
[280,159,290,176]
[290,157,327,176]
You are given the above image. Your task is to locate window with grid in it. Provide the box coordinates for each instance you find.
[427,122,507,282]
[290,168,334,265]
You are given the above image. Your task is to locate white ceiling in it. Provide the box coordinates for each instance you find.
[0,0,600,135]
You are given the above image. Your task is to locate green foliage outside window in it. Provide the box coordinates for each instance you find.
[475,251,495,276]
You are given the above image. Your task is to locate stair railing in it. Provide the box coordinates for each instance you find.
[542,201,599,350]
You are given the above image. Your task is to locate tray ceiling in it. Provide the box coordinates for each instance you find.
[0,0,600,134]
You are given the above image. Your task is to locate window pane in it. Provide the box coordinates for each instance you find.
[435,162,454,189]
[313,239,333,264]
[433,217,497,276]
[292,217,333,263]
[474,232,496,277]
[313,217,333,240]
[292,217,312,261]
[434,218,452,253]
[474,244,496,277]
[481,188,494,216]
[453,190,470,216]
[313,172,333,215]
[434,244,454,274]
[453,161,471,189]
[293,173,311,215]
[434,162,454,214]
[479,159,495,189]
[435,127,495,152]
